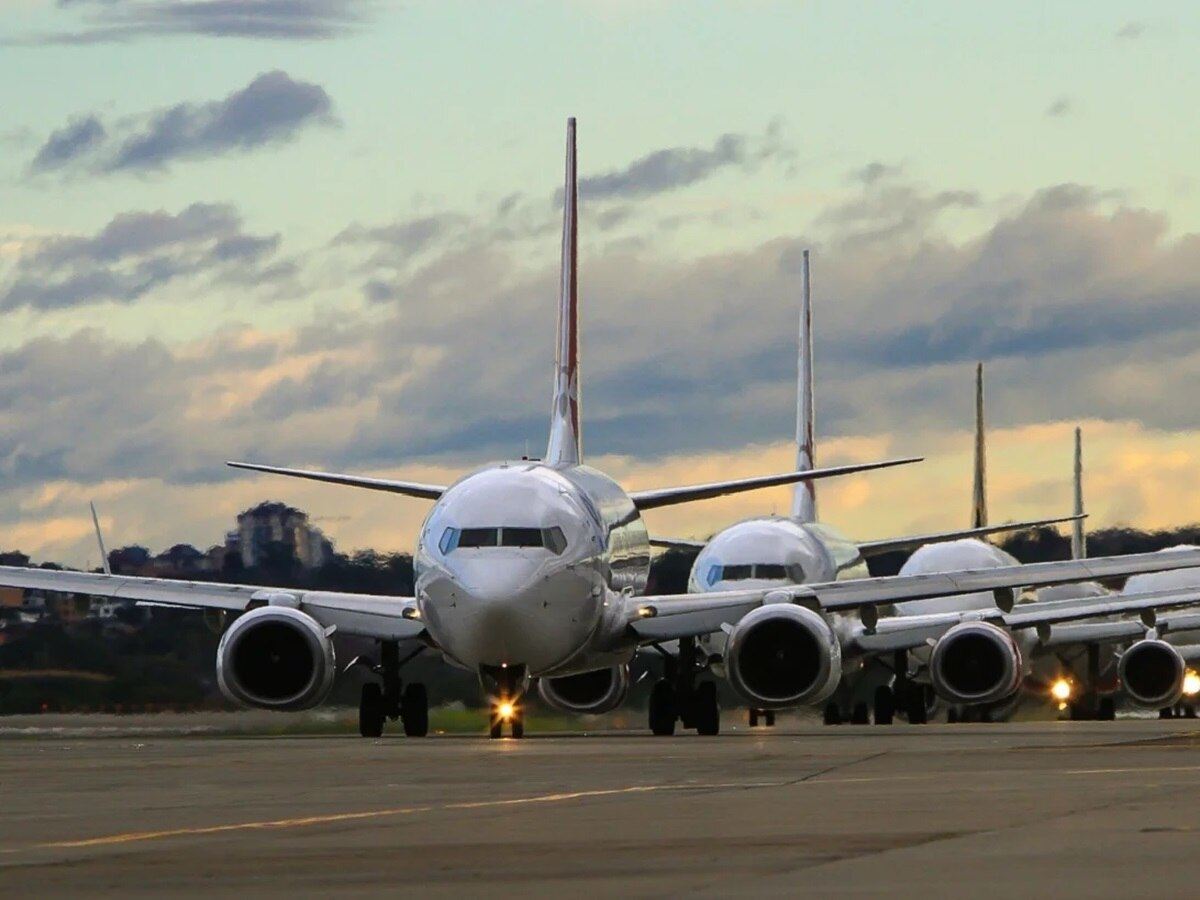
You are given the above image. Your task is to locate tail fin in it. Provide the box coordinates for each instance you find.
[791,249,817,522]
[89,501,111,576]
[1072,426,1087,559]
[546,117,581,466]
[971,362,988,529]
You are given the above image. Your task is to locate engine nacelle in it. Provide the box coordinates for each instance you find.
[537,665,630,715]
[1119,639,1185,708]
[216,606,335,711]
[929,622,1022,706]
[724,604,840,709]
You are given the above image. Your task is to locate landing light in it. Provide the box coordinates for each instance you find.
[1051,679,1072,702]
[498,702,515,721]
[1184,671,1200,697]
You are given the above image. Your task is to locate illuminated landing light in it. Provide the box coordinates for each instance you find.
[1051,679,1072,702]
[498,702,515,721]
[1183,671,1200,697]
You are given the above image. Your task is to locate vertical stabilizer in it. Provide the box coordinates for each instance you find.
[791,249,817,522]
[546,118,581,466]
[1072,426,1087,559]
[971,362,988,529]
[90,501,111,576]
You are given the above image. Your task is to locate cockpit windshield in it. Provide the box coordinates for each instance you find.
[705,562,806,586]
[440,526,568,555]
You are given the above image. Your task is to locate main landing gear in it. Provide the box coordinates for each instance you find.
[748,709,776,728]
[649,637,720,736]
[358,641,429,738]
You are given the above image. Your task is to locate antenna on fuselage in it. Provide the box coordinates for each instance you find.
[971,362,988,530]
[546,117,581,467]
[790,249,817,524]
[1072,426,1087,559]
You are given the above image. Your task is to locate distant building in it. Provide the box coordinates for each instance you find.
[230,502,334,570]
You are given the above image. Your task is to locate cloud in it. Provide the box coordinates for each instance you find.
[0,203,293,312]
[19,0,373,44]
[1116,22,1145,40]
[7,171,1200,563]
[1045,97,1073,118]
[29,71,334,176]
[575,121,790,201]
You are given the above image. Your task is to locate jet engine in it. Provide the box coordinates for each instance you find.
[929,622,1022,706]
[723,604,841,709]
[537,665,630,715]
[1118,639,1185,708]
[216,606,335,711]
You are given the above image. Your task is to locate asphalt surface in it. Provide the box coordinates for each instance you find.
[4,716,1200,898]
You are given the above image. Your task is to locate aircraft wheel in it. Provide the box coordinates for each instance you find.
[695,681,720,735]
[904,686,928,725]
[648,680,677,736]
[488,718,503,739]
[823,702,842,726]
[749,709,759,727]
[873,686,895,725]
[947,707,959,724]
[511,709,525,739]
[401,683,429,737]
[1160,707,1175,720]
[764,711,776,727]
[1098,698,1116,721]
[851,702,869,725]
[1185,705,1197,719]
[359,683,385,738]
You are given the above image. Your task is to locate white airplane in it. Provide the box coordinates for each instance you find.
[5,120,1200,741]
[654,265,1083,731]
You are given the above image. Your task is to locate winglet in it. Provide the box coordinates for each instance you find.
[1072,426,1087,560]
[546,117,581,466]
[791,249,817,523]
[89,501,111,576]
[971,362,987,530]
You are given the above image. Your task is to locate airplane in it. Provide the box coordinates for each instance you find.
[5,120,1200,741]
[652,261,1085,730]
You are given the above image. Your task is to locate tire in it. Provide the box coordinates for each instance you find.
[1185,705,1197,720]
[489,717,503,739]
[511,711,525,739]
[749,709,760,727]
[359,683,385,738]
[904,686,927,725]
[851,702,869,725]
[873,686,895,726]
[764,711,776,727]
[401,683,429,737]
[823,702,842,726]
[947,707,959,724]
[1098,698,1116,721]
[649,680,677,736]
[695,682,720,736]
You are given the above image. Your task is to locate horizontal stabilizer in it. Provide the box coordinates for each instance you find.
[227,461,446,501]
[857,514,1087,559]
[629,456,922,511]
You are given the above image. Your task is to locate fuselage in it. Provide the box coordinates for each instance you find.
[893,539,1020,616]
[414,462,649,686]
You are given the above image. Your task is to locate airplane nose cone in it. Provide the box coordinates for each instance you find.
[422,559,600,674]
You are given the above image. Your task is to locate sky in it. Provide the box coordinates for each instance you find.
[2,0,1200,567]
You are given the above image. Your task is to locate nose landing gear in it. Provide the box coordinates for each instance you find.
[481,664,530,739]
[356,641,429,738]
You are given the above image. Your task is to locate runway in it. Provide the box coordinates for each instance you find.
[4,717,1200,898]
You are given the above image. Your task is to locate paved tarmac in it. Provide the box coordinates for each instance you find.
[3,716,1200,898]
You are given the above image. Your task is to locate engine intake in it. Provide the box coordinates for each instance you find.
[216,606,335,711]
[1119,639,1184,708]
[724,604,840,709]
[537,665,629,715]
[929,622,1022,706]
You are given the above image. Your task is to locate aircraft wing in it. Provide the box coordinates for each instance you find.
[852,586,1200,654]
[625,547,1200,642]
[856,514,1086,559]
[226,461,447,501]
[649,537,706,551]
[0,566,426,642]
[628,456,921,511]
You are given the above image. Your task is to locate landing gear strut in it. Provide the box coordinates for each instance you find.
[648,637,719,735]
[357,641,428,738]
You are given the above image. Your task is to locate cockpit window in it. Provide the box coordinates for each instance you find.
[501,527,544,548]
[705,562,807,585]
[458,528,499,548]
[439,526,568,555]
